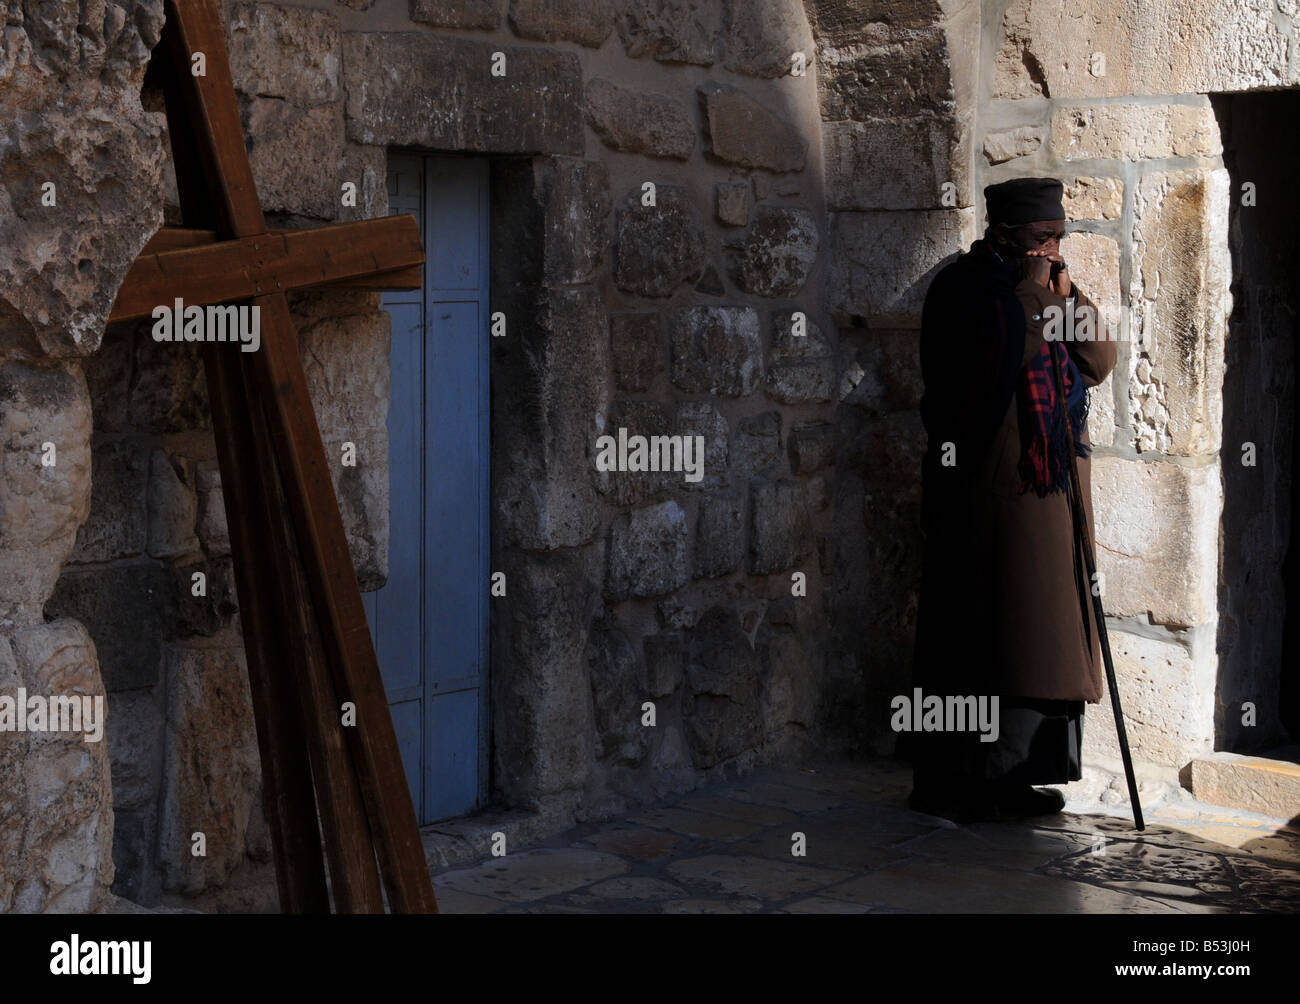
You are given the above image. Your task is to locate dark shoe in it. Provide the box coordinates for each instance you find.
[993,783,1065,817]
[908,785,999,824]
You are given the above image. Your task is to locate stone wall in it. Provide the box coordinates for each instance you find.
[976,0,1300,782]
[5,0,1291,913]
[1,0,167,914]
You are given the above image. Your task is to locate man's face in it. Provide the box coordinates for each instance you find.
[997,218,1066,256]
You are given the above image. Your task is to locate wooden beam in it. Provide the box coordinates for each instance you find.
[110,216,424,323]
[138,227,422,293]
[248,292,440,914]
[161,24,330,914]
[158,0,386,913]
[163,0,438,913]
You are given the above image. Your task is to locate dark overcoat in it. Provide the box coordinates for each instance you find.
[912,238,1118,704]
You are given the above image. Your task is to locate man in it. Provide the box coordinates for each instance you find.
[907,177,1117,821]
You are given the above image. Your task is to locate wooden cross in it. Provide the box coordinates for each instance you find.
[112,0,438,913]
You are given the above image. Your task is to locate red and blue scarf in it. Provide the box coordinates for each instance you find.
[1017,337,1091,497]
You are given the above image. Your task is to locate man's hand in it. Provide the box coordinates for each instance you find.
[1023,248,1071,296]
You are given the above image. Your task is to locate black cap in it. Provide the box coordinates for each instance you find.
[984,177,1065,226]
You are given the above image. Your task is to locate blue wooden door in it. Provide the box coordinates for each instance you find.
[365,153,490,825]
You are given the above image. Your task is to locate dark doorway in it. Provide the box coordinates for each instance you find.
[1211,91,1300,755]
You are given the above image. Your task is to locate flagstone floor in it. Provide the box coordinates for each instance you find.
[428,758,1300,914]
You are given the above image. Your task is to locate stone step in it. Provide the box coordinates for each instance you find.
[1185,749,1300,822]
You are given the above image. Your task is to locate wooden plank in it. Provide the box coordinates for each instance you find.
[202,343,333,913]
[164,0,437,913]
[157,0,387,913]
[163,0,265,237]
[110,216,424,322]
[249,291,440,914]
[160,36,330,914]
[138,228,422,293]
[239,345,387,913]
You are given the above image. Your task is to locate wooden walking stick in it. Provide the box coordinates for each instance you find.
[1046,332,1145,830]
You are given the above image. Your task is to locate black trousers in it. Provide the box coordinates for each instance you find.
[909,696,1084,793]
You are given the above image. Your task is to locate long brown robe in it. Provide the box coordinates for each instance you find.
[912,238,1118,710]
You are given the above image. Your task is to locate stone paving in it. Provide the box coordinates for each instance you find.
[429,758,1300,914]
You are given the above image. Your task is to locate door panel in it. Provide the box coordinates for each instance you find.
[370,153,490,825]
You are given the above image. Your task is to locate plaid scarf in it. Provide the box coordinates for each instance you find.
[1017,336,1091,496]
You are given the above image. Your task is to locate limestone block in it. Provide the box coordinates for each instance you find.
[1086,373,1116,449]
[1050,101,1222,162]
[766,310,834,404]
[725,206,819,297]
[644,632,684,698]
[69,439,150,564]
[994,0,1293,100]
[816,24,952,121]
[0,361,93,631]
[0,620,113,913]
[196,460,231,557]
[157,644,261,896]
[105,689,164,813]
[606,501,690,601]
[111,322,210,435]
[1188,752,1300,821]
[585,618,648,763]
[228,2,340,105]
[0,5,165,358]
[721,0,814,78]
[1129,169,1231,456]
[585,79,695,160]
[1090,456,1221,629]
[760,629,816,740]
[1064,176,1123,221]
[715,181,753,226]
[495,288,608,550]
[611,313,663,392]
[829,208,976,325]
[492,545,602,803]
[683,606,762,768]
[614,185,706,296]
[750,479,813,574]
[245,99,344,220]
[733,411,783,480]
[827,118,968,210]
[695,490,746,578]
[337,143,388,222]
[668,306,762,396]
[412,0,501,28]
[1060,230,1121,344]
[617,0,721,65]
[600,399,674,507]
[839,328,922,414]
[295,299,391,588]
[1080,630,1213,769]
[172,556,240,639]
[699,84,807,172]
[675,400,729,492]
[806,0,943,41]
[982,125,1042,165]
[45,563,174,693]
[343,33,583,155]
[146,449,200,560]
[510,0,615,47]
[789,421,834,473]
[541,157,611,286]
